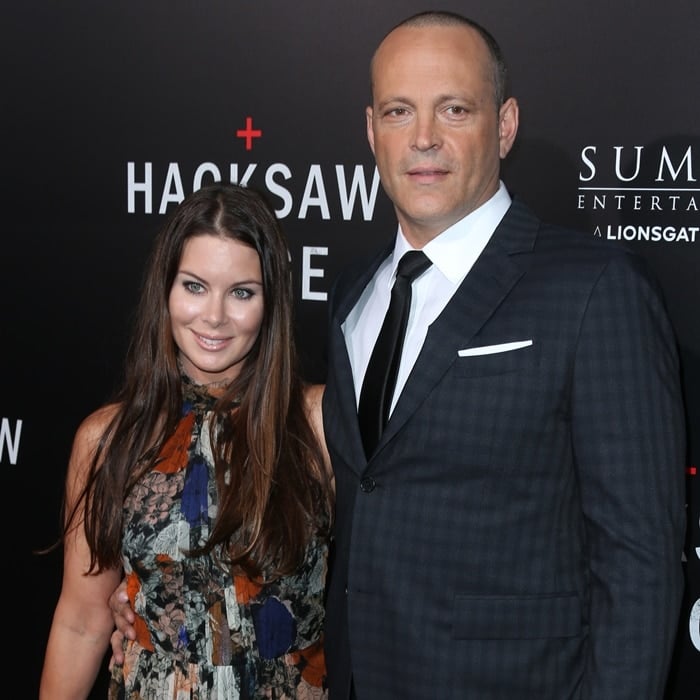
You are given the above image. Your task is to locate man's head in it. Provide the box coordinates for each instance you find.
[366,11,519,246]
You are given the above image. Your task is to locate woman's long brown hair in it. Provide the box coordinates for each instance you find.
[61,183,333,580]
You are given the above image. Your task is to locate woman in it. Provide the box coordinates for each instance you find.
[40,183,334,698]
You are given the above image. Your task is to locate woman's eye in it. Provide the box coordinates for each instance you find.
[232,288,253,300]
[184,281,204,294]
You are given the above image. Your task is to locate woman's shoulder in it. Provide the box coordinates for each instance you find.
[63,403,123,490]
[71,403,122,458]
[302,384,333,485]
[76,403,120,439]
[303,383,325,413]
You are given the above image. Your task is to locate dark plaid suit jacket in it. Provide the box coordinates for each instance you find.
[322,198,687,700]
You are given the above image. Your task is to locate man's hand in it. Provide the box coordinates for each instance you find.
[107,579,136,668]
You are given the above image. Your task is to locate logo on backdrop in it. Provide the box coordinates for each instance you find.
[125,114,380,221]
[577,142,699,243]
[236,116,262,151]
[0,417,22,465]
[126,160,380,222]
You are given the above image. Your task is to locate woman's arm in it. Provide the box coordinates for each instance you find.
[304,383,334,492]
[40,406,123,699]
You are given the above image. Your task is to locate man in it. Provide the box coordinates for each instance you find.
[110,10,686,699]
[320,10,686,700]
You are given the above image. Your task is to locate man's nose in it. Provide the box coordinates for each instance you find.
[412,114,441,151]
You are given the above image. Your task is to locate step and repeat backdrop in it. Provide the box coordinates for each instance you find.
[6,1,699,696]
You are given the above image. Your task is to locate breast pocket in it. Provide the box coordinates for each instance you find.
[454,340,536,378]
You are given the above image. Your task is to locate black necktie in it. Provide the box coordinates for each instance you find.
[358,250,432,457]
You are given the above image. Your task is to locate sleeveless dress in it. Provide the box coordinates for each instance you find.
[109,377,329,699]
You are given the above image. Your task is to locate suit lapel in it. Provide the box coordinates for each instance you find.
[328,246,392,470]
[378,199,540,454]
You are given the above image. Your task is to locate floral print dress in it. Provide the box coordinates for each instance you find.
[109,378,328,699]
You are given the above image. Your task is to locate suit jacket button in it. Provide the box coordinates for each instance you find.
[360,476,376,493]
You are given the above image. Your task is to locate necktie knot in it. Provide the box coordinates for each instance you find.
[396,250,431,282]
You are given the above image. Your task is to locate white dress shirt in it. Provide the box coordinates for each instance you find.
[343,182,512,413]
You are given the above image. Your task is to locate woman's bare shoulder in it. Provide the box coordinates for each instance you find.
[75,403,120,444]
[68,403,122,470]
[303,384,333,485]
[303,383,325,413]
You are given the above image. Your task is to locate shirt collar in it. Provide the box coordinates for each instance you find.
[391,181,511,284]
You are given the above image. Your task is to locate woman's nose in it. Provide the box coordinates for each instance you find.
[203,295,226,326]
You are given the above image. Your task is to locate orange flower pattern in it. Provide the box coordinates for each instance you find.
[109,376,328,698]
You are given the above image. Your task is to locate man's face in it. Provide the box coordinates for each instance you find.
[367,24,518,245]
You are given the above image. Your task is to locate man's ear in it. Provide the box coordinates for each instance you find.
[498,97,519,159]
[366,106,376,155]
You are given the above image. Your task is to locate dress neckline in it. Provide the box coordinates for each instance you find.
[181,373,240,410]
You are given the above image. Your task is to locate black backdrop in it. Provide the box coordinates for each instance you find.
[5,2,699,697]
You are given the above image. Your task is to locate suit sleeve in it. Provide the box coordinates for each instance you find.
[571,251,686,698]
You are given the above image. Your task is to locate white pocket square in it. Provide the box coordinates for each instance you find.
[458,340,533,357]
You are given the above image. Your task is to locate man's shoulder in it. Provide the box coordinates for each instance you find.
[507,197,638,260]
[505,198,658,290]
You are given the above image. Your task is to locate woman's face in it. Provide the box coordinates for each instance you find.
[169,233,264,385]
